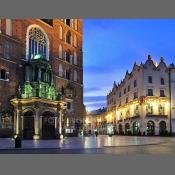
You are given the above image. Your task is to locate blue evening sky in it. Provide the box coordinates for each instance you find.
[83,19,175,111]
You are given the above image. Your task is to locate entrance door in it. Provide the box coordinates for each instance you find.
[159,121,166,136]
[23,111,34,139]
[42,111,55,139]
[147,120,155,136]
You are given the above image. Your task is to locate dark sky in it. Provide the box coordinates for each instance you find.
[83,19,175,111]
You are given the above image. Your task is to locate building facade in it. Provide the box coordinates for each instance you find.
[0,19,83,139]
[107,55,175,136]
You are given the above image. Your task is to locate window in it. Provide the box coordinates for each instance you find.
[128,85,130,92]
[4,42,10,59]
[146,104,153,114]
[160,90,165,97]
[0,69,8,80]
[133,92,138,99]
[134,105,139,115]
[119,92,121,97]
[161,78,165,85]
[147,89,153,96]
[59,45,62,58]
[66,70,71,80]
[148,76,152,83]
[74,51,77,65]
[59,64,63,77]
[28,27,48,60]
[65,50,72,63]
[65,19,71,26]
[59,26,63,40]
[126,97,128,103]
[66,31,71,44]
[159,104,165,115]
[67,102,71,109]
[74,35,77,47]
[124,88,126,94]
[6,19,12,36]
[134,80,137,87]
[74,70,77,82]
[40,19,53,26]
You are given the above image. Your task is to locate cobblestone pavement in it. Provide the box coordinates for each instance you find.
[0,135,174,154]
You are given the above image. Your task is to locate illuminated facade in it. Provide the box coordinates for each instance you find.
[107,55,175,136]
[0,19,83,139]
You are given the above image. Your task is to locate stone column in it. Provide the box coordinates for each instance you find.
[39,116,42,138]
[33,109,40,140]
[59,110,63,135]
[15,108,22,137]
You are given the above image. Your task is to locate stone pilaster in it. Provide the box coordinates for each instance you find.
[33,109,40,139]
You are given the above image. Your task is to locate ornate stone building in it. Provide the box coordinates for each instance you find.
[107,55,175,136]
[0,19,83,139]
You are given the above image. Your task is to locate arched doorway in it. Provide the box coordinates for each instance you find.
[125,123,130,135]
[133,121,140,135]
[147,120,155,136]
[119,124,123,135]
[42,111,55,139]
[159,121,167,136]
[23,111,34,139]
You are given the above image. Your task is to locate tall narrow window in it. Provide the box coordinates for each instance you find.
[65,19,71,26]
[6,19,12,36]
[59,44,62,58]
[74,70,77,82]
[59,64,63,77]
[66,31,71,44]
[74,51,77,65]
[161,78,165,85]
[148,76,152,83]
[4,42,10,59]
[134,80,137,87]
[59,26,63,40]
[27,27,48,60]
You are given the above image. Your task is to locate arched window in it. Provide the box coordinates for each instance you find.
[147,120,155,136]
[59,64,63,77]
[27,26,49,60]
[6,19,12,36]
[74,34,77,47]
[74,51,77,65]
[59,44,62,58]
[59,26,63,40]
[66,31,71,44]
[74,70,77,82]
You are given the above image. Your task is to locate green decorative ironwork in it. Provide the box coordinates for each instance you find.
[20,55,63,101]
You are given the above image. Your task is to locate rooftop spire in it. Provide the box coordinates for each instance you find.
[148,54,152,60]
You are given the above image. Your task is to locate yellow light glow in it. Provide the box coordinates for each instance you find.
[33,135,40,140]
[60,134,64,139]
